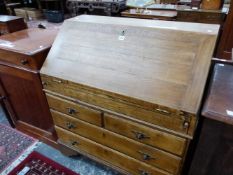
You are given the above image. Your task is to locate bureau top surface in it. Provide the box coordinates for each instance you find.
[0,15,23,22]
[0,28,58,55]
[41,15,219,114]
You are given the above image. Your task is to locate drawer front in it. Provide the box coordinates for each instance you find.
[41,75,195,136]
[0,48,49,70]
[104,114,186,156]
[51,110,181,174]
[177,12,200,22]
[46,93,102,126]
[55,126,171,175]
[199,13,224,24]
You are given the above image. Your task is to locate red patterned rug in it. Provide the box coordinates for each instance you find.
[9,151,80,175]
[0,124,37,174]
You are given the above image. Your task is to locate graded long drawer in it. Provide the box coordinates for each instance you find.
[51,109,181,174]
[46,93,102,126]
[41,75,196,136]
[55,126,172,175]
[104,114,187,156]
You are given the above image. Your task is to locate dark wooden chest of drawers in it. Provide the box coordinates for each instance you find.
[189,60,233,175]
[0,28,58,145]
[177,9,226,24]
[40,15,219,175]
[0,15,27,35]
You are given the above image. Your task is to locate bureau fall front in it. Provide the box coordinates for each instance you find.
[40,15,219,175]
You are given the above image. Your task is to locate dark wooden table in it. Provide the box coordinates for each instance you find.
[0,15,27,35]
[177,8,227,24]
[188,59,233,175]
[121,9,177,20]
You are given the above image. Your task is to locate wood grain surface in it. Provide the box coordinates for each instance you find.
[41,15,219,114]
[51,109,182,174]
[56,126,172,175]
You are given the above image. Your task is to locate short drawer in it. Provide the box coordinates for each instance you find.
[0,49,48,70]
[104,114,187,156]
[52,110,181,174]
[56,126,171,175]
[46,93,102,126]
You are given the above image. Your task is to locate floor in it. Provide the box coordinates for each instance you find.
[0,106,119,175]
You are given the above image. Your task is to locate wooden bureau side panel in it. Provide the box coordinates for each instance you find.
[41,75,193,137]
[55,126,171,175]
[104,114,187,156]
[46,93,102,126]
[51,110,181,174]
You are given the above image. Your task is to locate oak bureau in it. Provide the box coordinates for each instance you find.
[40,15,219,175]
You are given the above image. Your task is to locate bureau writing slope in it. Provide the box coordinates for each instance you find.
[40,15,219,175]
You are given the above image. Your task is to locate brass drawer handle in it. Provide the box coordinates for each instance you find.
[20,59,29,65]
[183,121,189,129]
[137,151,155,161]
[71,141,79,146]
[67,108,77,115]
[42,81,47,86]
[66,122,76,129]
[139,169,151,175]
[132,131,150,140]
[155,108,170,115]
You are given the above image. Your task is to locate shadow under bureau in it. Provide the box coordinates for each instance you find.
[40,15,219,175]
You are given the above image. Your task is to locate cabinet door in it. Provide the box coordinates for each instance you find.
[0,65,54,134]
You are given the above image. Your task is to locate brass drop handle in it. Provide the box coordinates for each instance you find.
[67,108,77,115]
[21,59,29,65]
[71,141,78,146]
[66,122,76,129]
[132,131,150,140]
[42,81,47,86]
[139,169,151,175]
[183,121,189,129]
[138,151,155,161]
[155,108,170,115]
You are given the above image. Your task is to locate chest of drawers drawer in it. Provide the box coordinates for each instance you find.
[46,93,102,126]
[104,114,186,156]
[51,109,181,174]
[56,126,172,175]
[41,75,195,137]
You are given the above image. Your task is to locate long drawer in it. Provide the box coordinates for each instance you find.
[46,93,102,126]
[104,114,186,156]
[41,75,196,137]
[55,126,172,175]
[51,109,181,174]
